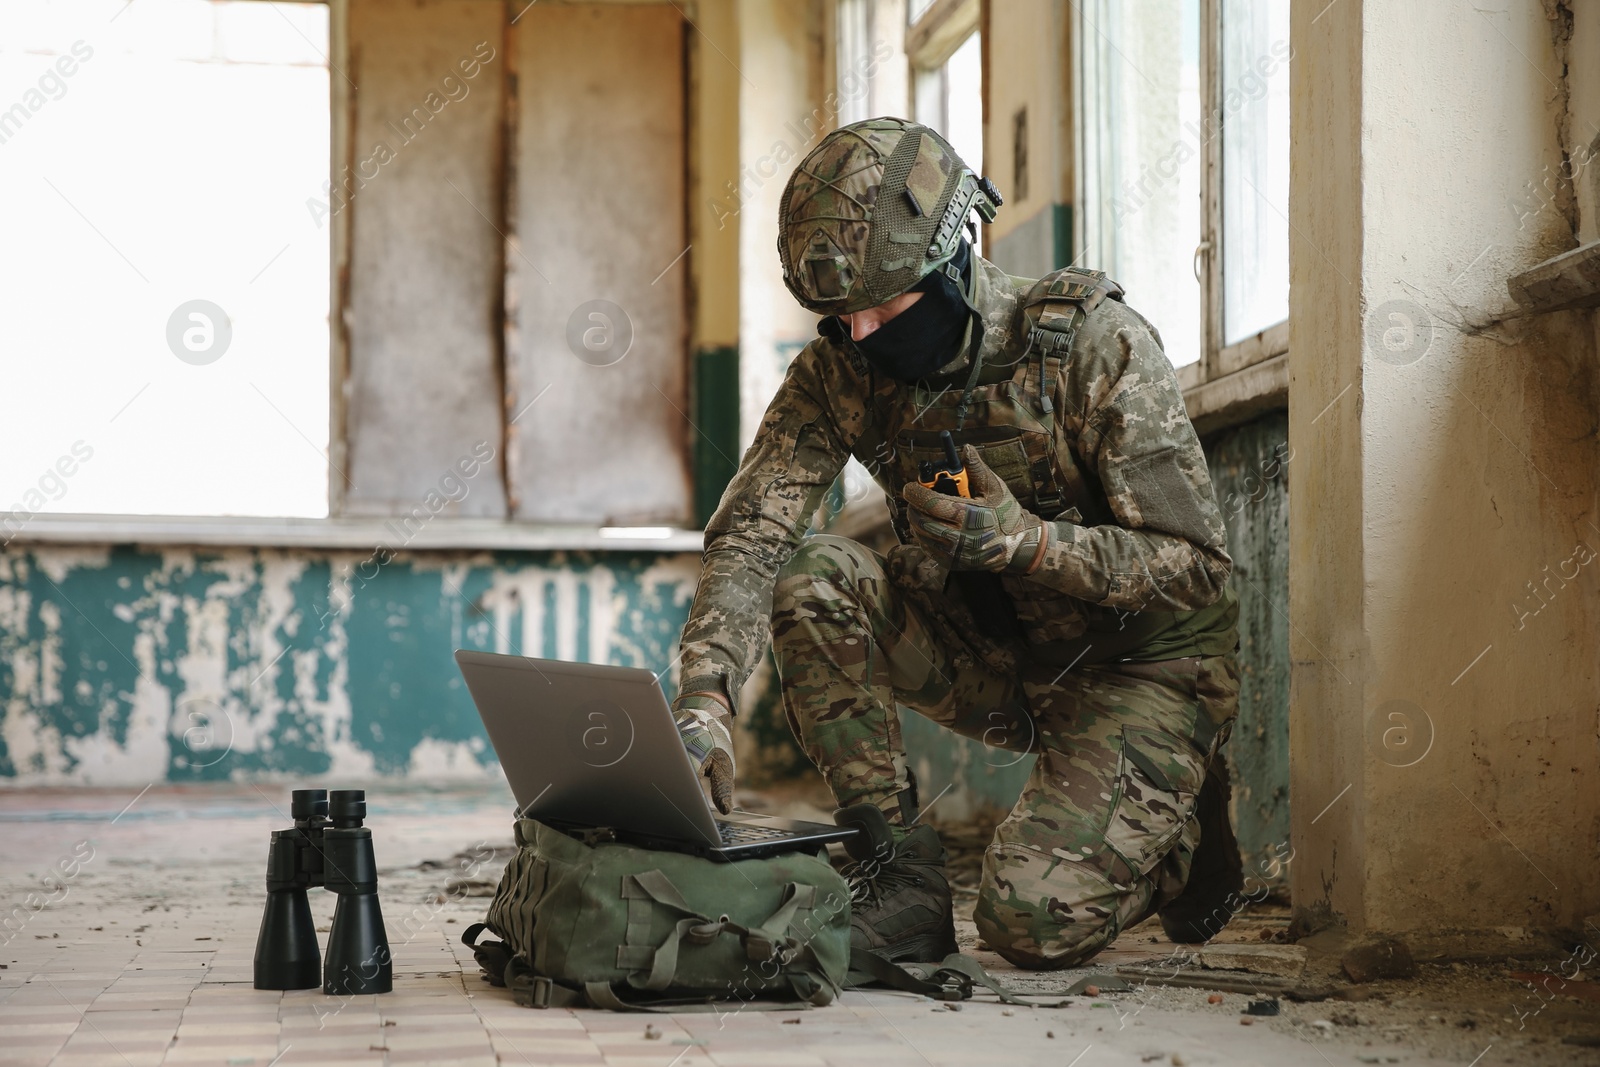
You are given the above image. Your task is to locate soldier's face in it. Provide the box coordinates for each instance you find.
[838,289,924,342]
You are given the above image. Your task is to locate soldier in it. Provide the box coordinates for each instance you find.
[674,117,1242,969]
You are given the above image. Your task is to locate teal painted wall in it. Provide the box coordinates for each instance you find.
[0,546,697,783]
[1202,410,1292,878]
[1,408,1289,835]
[693,344,741,527]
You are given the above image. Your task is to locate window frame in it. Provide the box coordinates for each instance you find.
[1075,0,1289,427]
[905,0,977,80]
[1200,0,1289,383]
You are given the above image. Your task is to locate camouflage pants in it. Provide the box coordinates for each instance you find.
[771,535,1239,970]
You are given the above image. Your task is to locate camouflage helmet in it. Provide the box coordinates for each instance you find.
[778,117,1002,315]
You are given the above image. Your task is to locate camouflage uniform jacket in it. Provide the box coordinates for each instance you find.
[678,254,1237,712]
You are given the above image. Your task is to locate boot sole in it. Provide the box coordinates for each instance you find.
[863,931,959,964]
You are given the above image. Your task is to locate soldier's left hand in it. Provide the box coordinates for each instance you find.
[902,445,1048,573]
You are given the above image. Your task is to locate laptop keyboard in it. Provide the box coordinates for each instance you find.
[716,821,792,845]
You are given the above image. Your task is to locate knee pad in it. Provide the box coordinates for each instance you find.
[974,846,1111,971]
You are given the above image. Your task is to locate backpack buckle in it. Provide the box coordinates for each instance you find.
[511,972,554,1009]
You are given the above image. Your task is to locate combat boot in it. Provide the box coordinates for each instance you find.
[834,803,958,963]
[1157,759,1245,944]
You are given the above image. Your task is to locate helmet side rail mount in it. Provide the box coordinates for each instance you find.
[926,172,1003,267]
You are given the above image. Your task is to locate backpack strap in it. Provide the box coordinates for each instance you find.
[617,872,841,998]
[847,948,1087,1008]
[743,882,818,963]
[581,981,818,1013]
[461,922,514,989]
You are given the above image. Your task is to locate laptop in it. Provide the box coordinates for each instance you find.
[453,650,855,861]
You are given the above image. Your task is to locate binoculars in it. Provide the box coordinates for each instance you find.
[253,788,392,995]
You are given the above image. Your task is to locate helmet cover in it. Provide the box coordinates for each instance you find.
[777,117,1001,315]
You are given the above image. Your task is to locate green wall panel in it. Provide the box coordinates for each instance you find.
[1202,410,1292,878]
[693,345,741,528]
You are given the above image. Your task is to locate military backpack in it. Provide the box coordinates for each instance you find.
[463,817,853,1011]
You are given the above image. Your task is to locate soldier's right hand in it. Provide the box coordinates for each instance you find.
[672,692,735,814]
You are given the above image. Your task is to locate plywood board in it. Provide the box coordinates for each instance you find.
[508,2,691,525]
[342,0,509,518]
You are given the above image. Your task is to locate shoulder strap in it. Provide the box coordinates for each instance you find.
[1004,268,1127,521]
[1019,267,1124,411]
[1026,266,1125,310]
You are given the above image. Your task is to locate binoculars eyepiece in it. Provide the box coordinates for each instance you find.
[290,787,328,823]
[329,788,366,827]
[253,788,392,995]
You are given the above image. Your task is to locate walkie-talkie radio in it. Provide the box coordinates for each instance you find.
[917,430,971,498]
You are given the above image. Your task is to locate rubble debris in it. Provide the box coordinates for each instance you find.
[1062,973,1130,996]
[1244,998,1281,1016]
[1196,943,1307,977]
[1117,964,1290,996]
[1342,937,1417,983]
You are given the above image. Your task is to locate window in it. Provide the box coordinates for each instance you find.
[1074,0,1203,367]
[0,0,331,519]
[835,0,873,126]
[915,31,982,173]
[910,4,982,251]
[1219,0,1290,346]
[1075,0,1291,386]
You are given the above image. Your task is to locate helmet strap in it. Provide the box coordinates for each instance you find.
[950,242,989,430]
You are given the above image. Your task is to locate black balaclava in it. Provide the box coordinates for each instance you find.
[847,239,973,382]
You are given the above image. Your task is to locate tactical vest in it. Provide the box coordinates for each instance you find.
[862,267,1232,667]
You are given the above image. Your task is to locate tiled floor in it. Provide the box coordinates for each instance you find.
[0,784,1580,1066]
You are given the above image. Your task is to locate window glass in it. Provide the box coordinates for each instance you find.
[835,0,871,126]
[913,32,983,253]
[0,0,330,518]
[942,32,983,175]
[913,64,944,132]
[1221,0,1290,344]
[1076,0,1202,367]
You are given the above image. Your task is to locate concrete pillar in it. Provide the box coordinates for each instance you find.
[1290,0,1600,937]
[736,0,826,450]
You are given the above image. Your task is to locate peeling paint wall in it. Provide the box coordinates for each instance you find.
[1203,412,1291,880]
[0,546,698,785]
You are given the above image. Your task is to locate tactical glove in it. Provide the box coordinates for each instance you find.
[902,444,1049,574]
[673,693,735,814]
